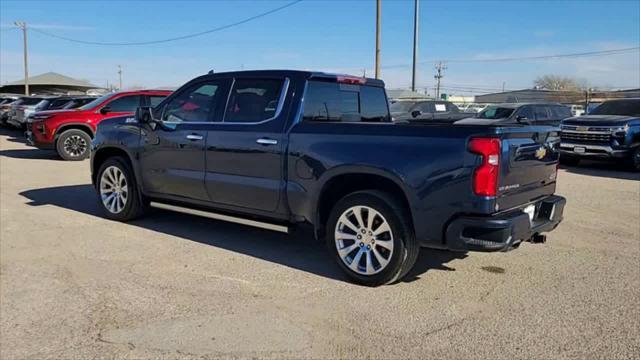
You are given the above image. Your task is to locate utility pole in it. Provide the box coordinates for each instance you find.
[374,0,381,79]
[434,61,446,99]
[502,81,506,92]
[14,21,29,95]
[411,0,419,92]
[117,65,123,90]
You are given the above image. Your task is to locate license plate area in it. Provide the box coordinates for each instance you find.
[573,146,586,153]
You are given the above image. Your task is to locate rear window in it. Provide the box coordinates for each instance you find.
[477,106,515,119]
[590,100,640,116]
[303,81,389,122]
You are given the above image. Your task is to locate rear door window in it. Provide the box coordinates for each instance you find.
[516,106,534,120]
[302,81,389,122]
[224,78,285,123]
[550,106,571,120]
[106,95,141,112]
[149,95,167,108]
[533,106,550,121]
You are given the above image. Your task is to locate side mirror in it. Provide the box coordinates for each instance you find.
[135,106,155,124]
[99,106,111,115]
[411,110,422,118]
[516,115,528,121]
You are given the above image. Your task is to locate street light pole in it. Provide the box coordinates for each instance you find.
[411,0,419,92]
[375,0,381,79]
[14,21,29,95]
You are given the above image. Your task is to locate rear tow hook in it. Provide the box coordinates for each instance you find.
[528,234,547,244]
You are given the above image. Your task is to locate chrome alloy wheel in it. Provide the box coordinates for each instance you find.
[334,206,394,275]
[100,166,128,214]
[63,135,87,157]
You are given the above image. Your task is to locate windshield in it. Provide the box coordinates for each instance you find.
[78,93,113,110]
[477,106,515,119]
[589,100,640,116]
[390,101,417,112]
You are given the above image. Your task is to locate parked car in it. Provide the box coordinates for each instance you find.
[456,103,572,126]
[0,95,21,126]
[6,96,54,129]
[90,70,566,286]
[559,98,640,170]
[26,90,171,160]
[391,100,475,122]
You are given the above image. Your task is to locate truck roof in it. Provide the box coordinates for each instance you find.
[194,69,386,88]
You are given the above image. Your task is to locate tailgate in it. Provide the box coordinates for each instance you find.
[497,127,560,211]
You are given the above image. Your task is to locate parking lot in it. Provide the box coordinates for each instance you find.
[0,126,638,359]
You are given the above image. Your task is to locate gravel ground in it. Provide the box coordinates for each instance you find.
[1,127,639,359]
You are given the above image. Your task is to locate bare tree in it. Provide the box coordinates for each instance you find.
[534,75,588,91]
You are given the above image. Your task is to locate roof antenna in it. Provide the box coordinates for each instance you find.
[208,69,215,74]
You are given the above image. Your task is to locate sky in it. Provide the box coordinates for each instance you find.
[1,0,639,95]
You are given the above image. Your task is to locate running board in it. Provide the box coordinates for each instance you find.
[149,202,290,234]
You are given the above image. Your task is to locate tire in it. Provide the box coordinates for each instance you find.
[326,190,419,286]
[96,157,148,222]
[56,129,92,161]
[559,154,580,166]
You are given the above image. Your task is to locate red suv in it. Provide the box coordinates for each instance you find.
[26,90,172,160]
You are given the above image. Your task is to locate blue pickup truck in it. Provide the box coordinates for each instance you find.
[90,70,566,286]
[560,99,640,171]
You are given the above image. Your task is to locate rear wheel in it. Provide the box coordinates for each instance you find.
[56,129,91,161]
[326,190,419,286]
[559,154,580,166]
[96,157,147,221]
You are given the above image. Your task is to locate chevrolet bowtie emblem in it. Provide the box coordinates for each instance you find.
[535,147,547,160]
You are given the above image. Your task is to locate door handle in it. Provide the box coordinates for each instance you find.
[186,134,203,141]
[256,138,278,145]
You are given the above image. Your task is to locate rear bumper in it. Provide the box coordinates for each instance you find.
[560,142,630,159]
[445,195,566,252]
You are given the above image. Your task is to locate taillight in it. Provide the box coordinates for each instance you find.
[468,137,501,197]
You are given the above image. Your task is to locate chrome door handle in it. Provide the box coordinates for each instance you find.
[256,138,278,145]
[186,134,203,141]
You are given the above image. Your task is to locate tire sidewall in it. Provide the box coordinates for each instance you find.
[56,129,91,161]
[326,191,408,286]
[96,158,136,221]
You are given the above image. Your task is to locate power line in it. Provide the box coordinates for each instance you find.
[380,47,640,69]
[27,0,303,46]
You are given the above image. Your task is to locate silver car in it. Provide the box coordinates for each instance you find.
[6,97,53,129]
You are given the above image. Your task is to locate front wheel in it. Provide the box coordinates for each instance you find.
[96,157,147,221]
[326,190,419,286]
[56,129,91,161]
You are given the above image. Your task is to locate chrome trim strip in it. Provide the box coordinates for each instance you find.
[560,129,611,135]
[150,201,289,233]
[559,143,614,151]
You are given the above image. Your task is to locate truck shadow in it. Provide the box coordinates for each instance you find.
[19,184,466,285]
